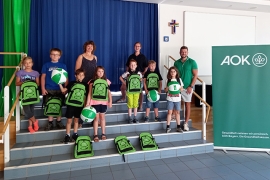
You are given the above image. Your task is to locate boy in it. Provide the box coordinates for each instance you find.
[143,60,163,122]
[120,59,142,123]
[41,48,68,130]
[59,68,88,143]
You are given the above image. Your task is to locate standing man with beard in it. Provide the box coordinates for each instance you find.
[117,42,148,111]
[174,46,198,131]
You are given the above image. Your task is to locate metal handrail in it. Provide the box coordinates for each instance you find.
[164,56,211,140]
[0,52,26,165]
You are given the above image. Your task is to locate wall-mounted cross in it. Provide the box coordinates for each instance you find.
[168,19,179,34]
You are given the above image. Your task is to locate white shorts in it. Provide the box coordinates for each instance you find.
[181,88,193,102]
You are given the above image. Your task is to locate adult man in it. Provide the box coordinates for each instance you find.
[174,46,198,131]
[117,42,148,111]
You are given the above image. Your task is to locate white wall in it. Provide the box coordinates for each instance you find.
[159,4,270,86]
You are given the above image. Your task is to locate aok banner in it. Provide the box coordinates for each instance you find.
[213,45,270,150]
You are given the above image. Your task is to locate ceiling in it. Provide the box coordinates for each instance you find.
[122,0,270,13]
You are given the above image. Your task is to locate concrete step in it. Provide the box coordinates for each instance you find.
[32,100,168,117]
[11,128,201,160]
[16,120,192,143]
[5,138,213,179]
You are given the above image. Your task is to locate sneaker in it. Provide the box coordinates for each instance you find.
[176,127,183,133]
[33,120,39,131]
[144,116,149,123]
[166,128,171,133]
[64,134,71,144]
[129,118,133,124]
[134,118,139,124]
[155,116,161,122]
[28,126,35,134]
[56,121,65,129]
[44,122,53,131]
[184,123,189,131]
[72,133,78,141]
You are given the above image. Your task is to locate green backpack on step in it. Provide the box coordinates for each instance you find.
[20,81,40,106]
[74,136,94,158]
[114,135,136,162]
[139,132,158,151]
[44,96,62,116]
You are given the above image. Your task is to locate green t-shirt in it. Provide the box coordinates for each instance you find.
[174,57,198,89]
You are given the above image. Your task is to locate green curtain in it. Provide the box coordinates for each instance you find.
[0,0,31,116]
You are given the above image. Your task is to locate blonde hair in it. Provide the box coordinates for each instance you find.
[148,60,156,65]
[22,56,33,63]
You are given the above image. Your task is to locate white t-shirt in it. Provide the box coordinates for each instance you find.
[166,78,184,102]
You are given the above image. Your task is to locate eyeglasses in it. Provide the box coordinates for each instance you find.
[50,54,60,56]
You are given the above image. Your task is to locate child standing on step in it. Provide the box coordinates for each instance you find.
[120,59,143,124]
[86,66,112,142]
[164,66,184,133]
[143,60,163,122]
[59,68,89,143]
[41,48,68,131]
[16,57,40,133]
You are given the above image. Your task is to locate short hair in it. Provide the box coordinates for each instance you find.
[148,60,156,65]
[167,66,180,80]
[75,68,85,76]
[180,46,188,51]
[22,56,32,63]
[50,48,62,56]
[129,59,137,65]
[83,40,96,53]
[134,42,141,47]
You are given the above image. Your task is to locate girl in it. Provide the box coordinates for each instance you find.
[164,66,184,133]
[86,66,112,142]
[16,57,40,133]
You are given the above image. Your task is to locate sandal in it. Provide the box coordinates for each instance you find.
[93,135,99,142]
[116,99,126,103]
[101,134,107,140]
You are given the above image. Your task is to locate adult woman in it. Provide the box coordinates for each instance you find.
[75,40,97,84]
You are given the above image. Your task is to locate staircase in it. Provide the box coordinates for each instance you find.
[4,93,213,179]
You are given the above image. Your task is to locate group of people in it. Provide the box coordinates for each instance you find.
[15,41,198,143]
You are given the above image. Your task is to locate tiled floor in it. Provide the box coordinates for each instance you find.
[1,150,270,180]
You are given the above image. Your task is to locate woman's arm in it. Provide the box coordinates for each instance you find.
[75,55,83,71]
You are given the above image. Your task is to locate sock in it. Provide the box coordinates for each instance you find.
[134,115,137,119]
[66,134,70,137]
[177,125,181,128]
[129,116,132,120]
[49,121,53,124]
[167,125,170,128]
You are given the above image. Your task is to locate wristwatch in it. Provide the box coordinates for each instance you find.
[189,85,194,88]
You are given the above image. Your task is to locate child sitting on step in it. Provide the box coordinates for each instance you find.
[164,66,184,133]
[59,68,89,143]
[86,66,112,142]
[16,56,40,133]
[143,60,163,122]
[120,59,143,124]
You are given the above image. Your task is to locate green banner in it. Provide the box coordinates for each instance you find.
[0,0,31,116]
[213,45,270,149]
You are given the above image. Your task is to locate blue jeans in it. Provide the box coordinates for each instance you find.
[167,101,181,111]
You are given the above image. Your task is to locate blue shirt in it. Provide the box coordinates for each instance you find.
[41,61,68,90]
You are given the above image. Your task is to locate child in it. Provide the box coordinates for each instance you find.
[164,66,184,133]
[41,48,68,131]
[86,66,112,142]
[120,59,143,124]
[16,57,40,133]
[143,60,163,122]
[59,68,88,143]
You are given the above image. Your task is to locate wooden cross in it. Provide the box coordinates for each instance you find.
[168,19,179,34]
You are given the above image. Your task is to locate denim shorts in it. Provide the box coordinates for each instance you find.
[167,101,181,111]
[145,96,159,109]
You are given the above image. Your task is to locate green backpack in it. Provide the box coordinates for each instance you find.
[66,83,86,107]
[92,79,108,101]
[44,96,62,116]
[74,136,94,159]
[127,74,141,94]
[139,132,158,151]
[114,135,136,162]
[20,81,40,106]
[146,73,159,90]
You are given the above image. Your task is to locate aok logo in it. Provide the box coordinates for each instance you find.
[220,53,267,67]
